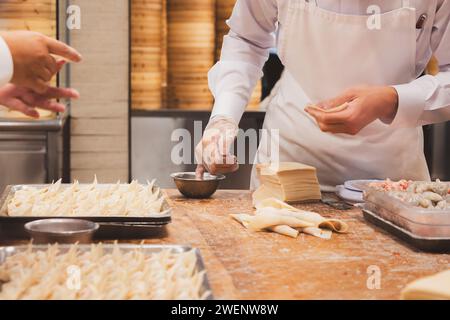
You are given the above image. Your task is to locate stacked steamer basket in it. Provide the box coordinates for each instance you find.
[0,0,55,37]
[0,0,56,119]
[131,0,164,110]
[167,0,215,110]
[215,0,262,110]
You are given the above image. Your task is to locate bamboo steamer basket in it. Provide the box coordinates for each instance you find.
[131,0,164,110]
[215,0,262,110]
[167,0,215,110]
[0,0,57,120]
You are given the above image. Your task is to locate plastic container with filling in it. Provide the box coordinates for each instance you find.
[363,190,450,238]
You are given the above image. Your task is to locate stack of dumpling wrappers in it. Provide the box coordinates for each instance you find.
[253,162,322,203]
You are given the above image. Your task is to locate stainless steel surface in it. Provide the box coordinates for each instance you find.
[0,132,47,192]
[171,172,225,199]
[363,209,450,253]
[131,113,264,190]
[24,219,99,244]
[363,190,450,238]
[0,113,68,132]
[0,244,214,300]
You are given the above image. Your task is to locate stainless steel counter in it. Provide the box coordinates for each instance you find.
[0,114,69,191]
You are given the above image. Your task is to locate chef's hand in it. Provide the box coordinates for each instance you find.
[1,31,82,94]
[195,116,239,179]
[305,85,399,135]
[0,83,79,118]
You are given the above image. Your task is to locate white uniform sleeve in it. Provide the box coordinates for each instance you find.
[0,36,14,87]
[391,1,450,128]
[209,0,278,123]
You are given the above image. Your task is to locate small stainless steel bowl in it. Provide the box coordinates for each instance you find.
[25,219,99,244]
[171,172,226,199]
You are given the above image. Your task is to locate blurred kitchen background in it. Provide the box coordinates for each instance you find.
[0,0,448,191]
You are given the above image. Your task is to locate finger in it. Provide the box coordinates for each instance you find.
[32,98,66,113]
[316,91,355,110]
[211,160,239,175]
[195,165,205,179]
[43,87,80,99]
[56,60,66,72]
[7,99,39,118]
[30,79,50,95]
[44,55,58,75]
[39,68,53,82]
[305,106,351,125]
[45,37,82,62]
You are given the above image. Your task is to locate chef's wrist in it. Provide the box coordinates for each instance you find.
[379,86,399,124]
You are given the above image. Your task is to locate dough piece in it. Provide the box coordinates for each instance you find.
[249,209,315,231]
[308,103,349,113]
[401,270,450,300]
[270,225,299,238]
[252,185,279,208]
[257,198,349,233]
[231,214,300,238]
[302,227,333,240]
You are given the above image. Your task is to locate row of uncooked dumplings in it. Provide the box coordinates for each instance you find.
[7,178,167,217]
[0,243,210,300]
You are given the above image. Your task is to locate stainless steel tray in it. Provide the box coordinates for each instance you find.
[0,244,214,300]
[0,184,172,240]
[363,209,450,253]
[363,190,450,238]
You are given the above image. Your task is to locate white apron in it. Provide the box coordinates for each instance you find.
[251,0,430,192]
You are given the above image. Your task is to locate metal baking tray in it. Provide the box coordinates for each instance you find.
[363,209,450,253]
[363,190,450,238]
[0,184,172,240]
[0,244,214,300]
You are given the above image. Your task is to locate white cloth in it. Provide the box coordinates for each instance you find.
[0,36,14,87]
[209,0,450,128]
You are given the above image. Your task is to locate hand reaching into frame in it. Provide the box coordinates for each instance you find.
[0,83,79,118]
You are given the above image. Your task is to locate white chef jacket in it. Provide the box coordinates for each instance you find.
[0,36,13,87]
[209,0,450,128]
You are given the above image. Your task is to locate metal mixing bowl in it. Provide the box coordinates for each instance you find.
[171,172,226,199]
[25,219,99,244]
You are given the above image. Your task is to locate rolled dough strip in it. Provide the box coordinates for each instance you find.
[231,214,300,238]
[257,198,349,233]
[302,227,332,240]
[230,214,252,228]
[269,225,299,238]
[308,102,349,113]
[250,212,314,231]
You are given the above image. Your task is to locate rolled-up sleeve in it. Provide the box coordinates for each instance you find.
[0,36,13,87]
[210,0,278,123]
[391,1,450,128]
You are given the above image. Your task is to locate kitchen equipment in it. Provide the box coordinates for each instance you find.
[0,244,214,300]
[171,172,226,199]
[363,209,450,253]
[363,189,450,252]
[0,183,172,240]
[24,219,99,244]
[0,116,69,193]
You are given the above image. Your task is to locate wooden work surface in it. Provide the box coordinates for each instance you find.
[2,190,449,300]
[137,190,450,300]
